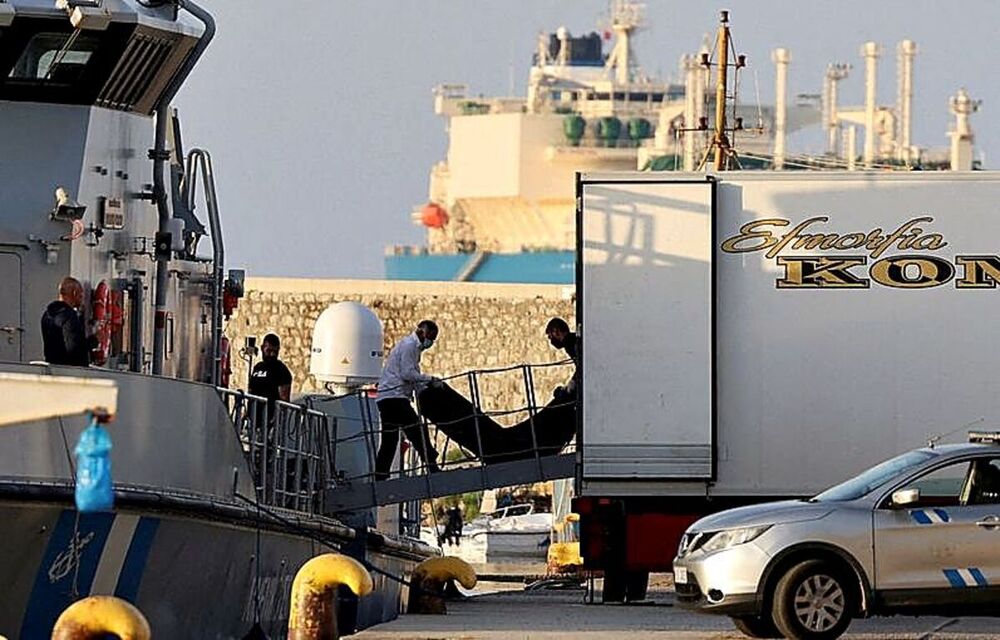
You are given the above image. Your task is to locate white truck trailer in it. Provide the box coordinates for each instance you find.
[574,171,1000,601]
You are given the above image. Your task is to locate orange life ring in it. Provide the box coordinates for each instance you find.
[91,281,112,365]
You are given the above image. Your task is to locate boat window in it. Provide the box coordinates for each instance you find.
[9,32,99,83]
[0,18,136,107]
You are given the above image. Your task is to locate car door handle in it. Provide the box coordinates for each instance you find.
[975,516,1000,529]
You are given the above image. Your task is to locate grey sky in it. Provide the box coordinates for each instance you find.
[176,1,997,279]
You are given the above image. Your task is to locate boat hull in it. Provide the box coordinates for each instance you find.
[0,499,419,639]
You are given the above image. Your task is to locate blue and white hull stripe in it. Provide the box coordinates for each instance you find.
[943,568,989,587]
[19,510,159,639]
[910,508,950,524]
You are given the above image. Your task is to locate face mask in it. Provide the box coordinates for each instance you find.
[420,338,435,351]
[549,337,564,349]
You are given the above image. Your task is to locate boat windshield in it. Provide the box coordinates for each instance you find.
[810,449,937,502]
[9,32,99,83]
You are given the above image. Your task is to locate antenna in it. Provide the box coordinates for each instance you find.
[684,10,749,171]
[926,417,985,449]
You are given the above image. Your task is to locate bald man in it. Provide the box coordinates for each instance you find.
[41,277,91,366]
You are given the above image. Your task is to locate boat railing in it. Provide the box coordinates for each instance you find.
[220,389,332,514]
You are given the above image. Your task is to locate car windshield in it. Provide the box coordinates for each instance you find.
[810,450,937,502]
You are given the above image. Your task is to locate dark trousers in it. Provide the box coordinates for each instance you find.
[375,398,439,479]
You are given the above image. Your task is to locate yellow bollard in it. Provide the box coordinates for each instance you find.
[407,556,477,615]
[288,553,374,640]
[51,596,150,640]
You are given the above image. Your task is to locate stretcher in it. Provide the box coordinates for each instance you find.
[416,383,576,463]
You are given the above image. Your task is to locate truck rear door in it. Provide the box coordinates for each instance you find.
[578,176,715,484]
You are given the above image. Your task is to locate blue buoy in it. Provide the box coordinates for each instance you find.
[75,416,114,512]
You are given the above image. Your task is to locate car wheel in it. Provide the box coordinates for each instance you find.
[731,614,782,638]
[773,559,853,640]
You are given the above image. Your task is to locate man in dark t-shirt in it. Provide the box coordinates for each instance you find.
[249,333,292,402]
[248,334,294,495]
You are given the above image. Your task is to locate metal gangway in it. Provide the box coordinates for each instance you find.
[320,360,578,512]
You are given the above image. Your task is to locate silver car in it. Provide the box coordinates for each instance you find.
[673,434,1000,639]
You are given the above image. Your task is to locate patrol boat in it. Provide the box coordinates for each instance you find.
[0,1,431,637]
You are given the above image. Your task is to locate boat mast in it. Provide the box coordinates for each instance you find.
[697,10,746,171]
[712,11,731,171]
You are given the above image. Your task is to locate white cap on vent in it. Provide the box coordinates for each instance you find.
[309,302,384,388]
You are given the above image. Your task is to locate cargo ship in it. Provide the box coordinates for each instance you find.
[387,1,981,285]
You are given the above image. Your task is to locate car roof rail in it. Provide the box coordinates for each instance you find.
[968,431,1000,444]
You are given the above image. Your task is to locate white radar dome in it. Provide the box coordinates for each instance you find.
[309,302,384,387]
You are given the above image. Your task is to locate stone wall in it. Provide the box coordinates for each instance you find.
[226,278,576,425]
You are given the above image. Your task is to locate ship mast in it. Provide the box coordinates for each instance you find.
[698,10,746,171]
[604,0,643,85]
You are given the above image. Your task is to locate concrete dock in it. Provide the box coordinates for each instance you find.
[356,584,1000,639]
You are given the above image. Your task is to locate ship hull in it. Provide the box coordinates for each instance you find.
[0,497,419,639]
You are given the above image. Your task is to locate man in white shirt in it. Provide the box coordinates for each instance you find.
[374,319,442,480]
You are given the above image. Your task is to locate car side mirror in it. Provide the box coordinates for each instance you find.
[892,488,920,507]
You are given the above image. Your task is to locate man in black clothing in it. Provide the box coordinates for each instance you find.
[546,317,579,401]
[41,277,91,366]
[249,333,293,402]
[441,506,463,546]
[248,334,295,503]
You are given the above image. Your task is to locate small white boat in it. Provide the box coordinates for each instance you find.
[421,504,553,563]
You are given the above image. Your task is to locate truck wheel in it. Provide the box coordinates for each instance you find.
[731,614,781,638]
[772,559,853,640]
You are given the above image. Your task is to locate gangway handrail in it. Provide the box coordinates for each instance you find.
[323,359,578,510]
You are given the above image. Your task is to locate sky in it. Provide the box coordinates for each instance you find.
[175,1,998,279]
